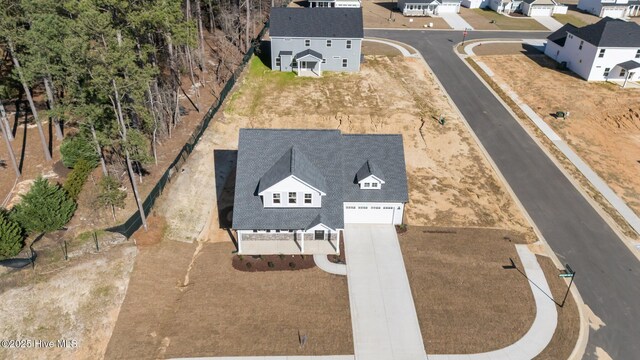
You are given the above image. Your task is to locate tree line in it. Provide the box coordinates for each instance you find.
[0,0,270,234]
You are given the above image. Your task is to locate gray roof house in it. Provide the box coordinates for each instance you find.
[544,17,640,83]
[233,129,409,255]
[269,7,363,76]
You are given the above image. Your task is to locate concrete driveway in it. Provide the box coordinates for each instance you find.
[344,224,426,360]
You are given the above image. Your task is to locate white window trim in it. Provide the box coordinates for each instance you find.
[273,193,281,204]
[288,192,297,204]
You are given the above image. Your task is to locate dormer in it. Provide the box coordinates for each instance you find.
[356,160,385,190]
[258,146,326,208]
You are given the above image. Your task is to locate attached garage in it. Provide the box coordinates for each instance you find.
[344,202,404,224]
[529,5,553,16]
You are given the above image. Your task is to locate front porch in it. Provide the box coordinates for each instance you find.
[293,49,323,77]
[237,230,341,255]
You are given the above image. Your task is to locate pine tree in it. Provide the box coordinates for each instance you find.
[11,176,77,234]
[0,209,24,259]
[60,134,100,169]
[97,175,127,221]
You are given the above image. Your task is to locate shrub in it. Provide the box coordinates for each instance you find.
[96,175,127,220]
[60,134,100,169]
[0,210,24,259]
[11,176,77,234]
[63,159,94,200]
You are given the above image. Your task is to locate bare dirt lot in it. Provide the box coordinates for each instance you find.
[0,243,136,360]
[104,240,352,359]
[459,8,547,30]
[400,226,579,357]
[476,47,640,218]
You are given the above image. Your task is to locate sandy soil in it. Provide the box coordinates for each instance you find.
[477,50,640,218]
[0,244,136,360]
[459,8,547,30]
[104,240,352,358]
[400,226,579,357]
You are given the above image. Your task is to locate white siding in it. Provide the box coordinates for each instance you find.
[260,176,323,208]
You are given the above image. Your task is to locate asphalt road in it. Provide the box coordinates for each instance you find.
[365,29,640,359]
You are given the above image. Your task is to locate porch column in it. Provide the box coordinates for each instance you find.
[301,230,305,254]
[238,231,243,254]
[337,230,341,255]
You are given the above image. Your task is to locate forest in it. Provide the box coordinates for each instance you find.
[0,0,273,258]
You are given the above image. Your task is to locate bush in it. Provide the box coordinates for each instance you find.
[63,159,94,200]
[60,134,100,169]
[0,210,24,259]
[11,176,77,234]
[96,175,127,220]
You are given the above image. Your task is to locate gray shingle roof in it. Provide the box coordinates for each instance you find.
[566,17,640,47]
[547,23,578,46]
[232,129,409,230]
[618,60,640,70]
[295,49,323,60]
[356,160,385,182]
[257,146,327,194]
[269,8,364,39]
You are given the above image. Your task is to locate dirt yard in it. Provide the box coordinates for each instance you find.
[459,8,547,30]
[362,1,451,29]
[475,47,640,219]
[400,226,579,357]
[104,240,352,359]
[0,243,136,360]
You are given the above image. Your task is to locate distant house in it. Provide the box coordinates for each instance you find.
[487,0,523,13]
[521,0,568,16]
[397,0,462,16]
[269,8,363,76]
[309,0,361,8]
[232,129,409,255]
[461,0,490,8]
[577,0,640,18]
[544,17,640,83]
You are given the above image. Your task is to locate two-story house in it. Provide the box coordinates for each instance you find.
[578,0,640,18]
[544,17,640,84]
[269,7,363,76]
[232,129,409,255]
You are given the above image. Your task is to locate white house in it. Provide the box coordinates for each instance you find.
[488,0,523,13]
[397,0,462,16]
[521,0,568,16]
[461,0,490,8]
[232,129,409,255]
[577,0,640,18]
[309,0,361,8]
[544,17,640,83]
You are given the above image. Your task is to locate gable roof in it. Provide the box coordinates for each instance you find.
[356,160,385,183]
[618,60,640,71]
[568,17,640,47]
[547,23,578,46]
[523,0,556,4]
[232,129,409,230]
[269,7,364,39]
[258,146,327,194]
[295,49,323,61]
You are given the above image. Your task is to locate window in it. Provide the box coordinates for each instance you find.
[253,230,257,233]
[276,230,280,233]
[326,39,332,47]
[604,67,610,77]
[305,39,310,47]
[636,49,640,59]
[346,206,356,209]
[358,206,367,209]
[579,40,583,50]
[346,40,352,49]
[266,230,271,233]
[304,194,312,204]
[288,192,297,204]
[322,58,327,64]
[372,182,379,188]
[292,58,298,68]
[275,57,281,67]
[314,230,325,240]
[273,193,281,204]
[620,68,626,77]
[342,58,348,68]
[598,49,605,58]
[364,183,370,188]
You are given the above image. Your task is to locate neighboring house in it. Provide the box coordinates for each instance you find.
[544,17,640,83]
[269,8,363,76]
[578,0,640,18]
[521,0,568,16]
[309,0,361,7]
[397,0,461,16]
[461,0,490,8]
[488,0,523,13]
[232,129,409,255]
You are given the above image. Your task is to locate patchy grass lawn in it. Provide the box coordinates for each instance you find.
[476,52,640,227]
[552,13,589,27]
[104,240,352,358]
[463,8,547,30]
[400,226,579,357]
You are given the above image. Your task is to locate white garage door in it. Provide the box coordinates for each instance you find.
[344,204,396,224]
[530,6,553,16]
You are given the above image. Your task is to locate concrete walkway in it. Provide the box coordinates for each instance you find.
[441,13,474,30]
[172,357,354,360]
[430,245,558,360]
[314,254,347,276]
[464,41,640,235]
[532,16,564,31]
[344,224,426,360]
